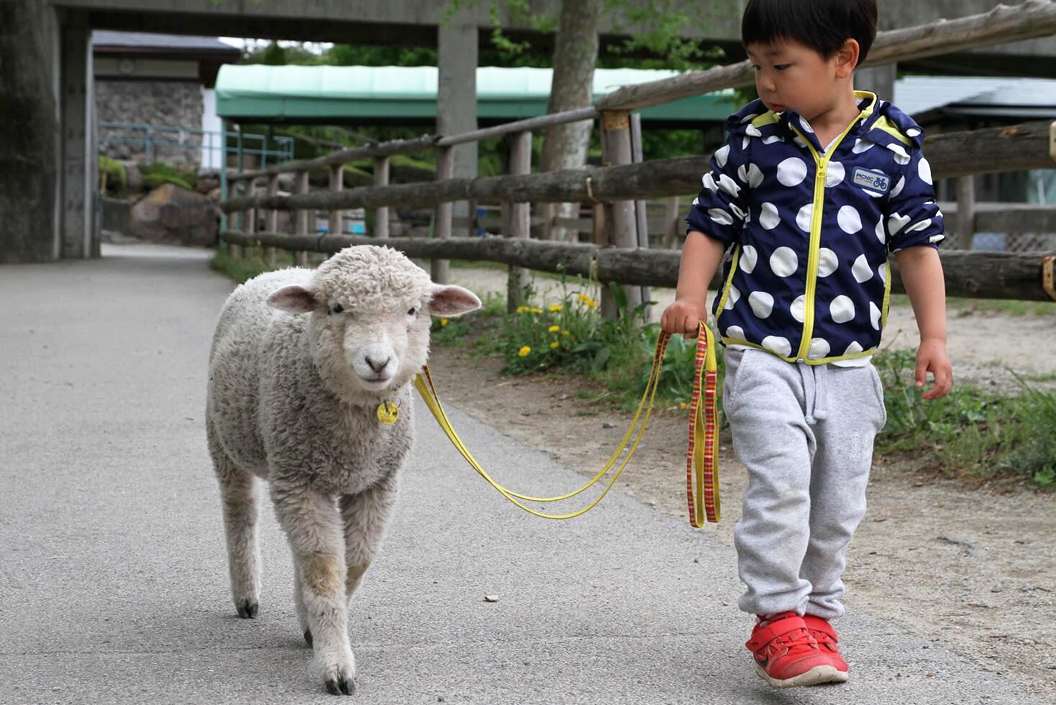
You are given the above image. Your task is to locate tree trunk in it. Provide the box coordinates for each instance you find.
[540,0,603,241]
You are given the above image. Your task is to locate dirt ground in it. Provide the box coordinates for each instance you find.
[426,267,1056,701]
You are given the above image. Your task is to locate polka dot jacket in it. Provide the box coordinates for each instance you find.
[686,91,944,364]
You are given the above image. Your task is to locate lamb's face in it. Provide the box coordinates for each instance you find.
[267,246,481,404]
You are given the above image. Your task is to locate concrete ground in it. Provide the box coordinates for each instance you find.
[0,242,1045,704]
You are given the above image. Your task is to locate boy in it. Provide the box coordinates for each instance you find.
[660,0,953,689]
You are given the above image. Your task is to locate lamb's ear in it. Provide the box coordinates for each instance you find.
[428,285,481,316]
[267,285,319,314]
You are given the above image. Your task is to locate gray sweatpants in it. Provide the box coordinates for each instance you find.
[722,347,887,620]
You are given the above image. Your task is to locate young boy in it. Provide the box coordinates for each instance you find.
[660,0,953,689]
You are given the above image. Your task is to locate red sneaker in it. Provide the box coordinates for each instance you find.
[803,615,849,675]
[746,612,848,688]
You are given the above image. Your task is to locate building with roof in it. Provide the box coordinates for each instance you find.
[93,31,241,166]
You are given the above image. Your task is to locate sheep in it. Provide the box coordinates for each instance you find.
[206,245,481,695]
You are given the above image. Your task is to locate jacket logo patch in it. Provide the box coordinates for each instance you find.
[852,168,890,194]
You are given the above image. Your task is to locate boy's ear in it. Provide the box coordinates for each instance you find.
[836,39,860,80]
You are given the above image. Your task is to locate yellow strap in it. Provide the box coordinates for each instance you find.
[413,322,720,524]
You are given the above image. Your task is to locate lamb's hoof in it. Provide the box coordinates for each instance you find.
[325,677,355,696]
[236,599,259,619]
[304,629,313,647]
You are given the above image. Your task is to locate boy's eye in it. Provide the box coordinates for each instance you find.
[774,63,791,71]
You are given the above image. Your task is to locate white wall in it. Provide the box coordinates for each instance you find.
[200,87,221,169]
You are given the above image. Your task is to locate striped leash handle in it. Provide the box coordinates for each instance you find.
[684,321,720,526]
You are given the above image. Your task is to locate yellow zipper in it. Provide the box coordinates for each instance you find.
[790,118,864,362]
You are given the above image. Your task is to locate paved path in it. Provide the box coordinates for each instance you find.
[0,243,1043,704]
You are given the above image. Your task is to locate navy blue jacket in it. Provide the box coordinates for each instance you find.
[686,92,944,364]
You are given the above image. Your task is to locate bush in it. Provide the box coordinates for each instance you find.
[141,162,197,191]
[98,156,127,194]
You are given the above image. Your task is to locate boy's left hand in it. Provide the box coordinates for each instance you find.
[916,338,953,400]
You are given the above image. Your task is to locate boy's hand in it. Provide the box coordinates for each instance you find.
[916,338,953,400]
[661,298,708,339]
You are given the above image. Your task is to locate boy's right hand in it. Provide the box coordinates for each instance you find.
[661,298,708,339]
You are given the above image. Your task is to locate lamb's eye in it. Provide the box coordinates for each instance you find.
[408,307,418,316]
[330,303,344,315]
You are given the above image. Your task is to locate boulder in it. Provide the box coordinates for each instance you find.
[130,183,219,247]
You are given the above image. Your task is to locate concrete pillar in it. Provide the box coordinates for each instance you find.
[856,63,897,103]
[437,20,478,233]
[60,18,98,259]
[0,0,61,263]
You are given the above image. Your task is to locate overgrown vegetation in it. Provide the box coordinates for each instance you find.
[140,163,198,191]
[98,156,127,195]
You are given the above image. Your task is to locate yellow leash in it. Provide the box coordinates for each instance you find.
[413,322,721,525]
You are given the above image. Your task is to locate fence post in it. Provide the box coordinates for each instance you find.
[295,170,310,267]
[245,178,258,260]
[662,196,681,250]
[629,112,652,319]
[230,180,246,261]
[264,174,280,269]
[329,165,344,239]
[507,131,532,313]
[956,175,976,250]
[373,156,390,238]
[600,111,642,319]
[432,147,454,284]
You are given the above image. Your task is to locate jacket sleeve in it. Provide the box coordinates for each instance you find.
[885,150,945,253]
[685,134,751,246]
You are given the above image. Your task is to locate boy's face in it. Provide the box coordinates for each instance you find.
[746,38,856,122]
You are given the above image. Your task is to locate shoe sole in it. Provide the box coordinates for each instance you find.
[754,664,849,688]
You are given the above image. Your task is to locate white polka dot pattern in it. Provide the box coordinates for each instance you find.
[725,325,745,340]
[714,144,730,168]
[838,205,862,234]
[738,163,764,188]
[826,162,845,187]
[790,295,806,323]
[817,248,839,278]
[739,245,758,274]
[852,254,873,283]
[762,336,793,357]
[891,175,905,198]
[759,202,780,230]
[718,174,741,197]
[875,218,886,244]
[853,139,874,154]
[770,247,799,277]
[796,203,814,232]
[709,208,734,225]
[830,295,856,323]
[845,341,865,355]
[869,301,882,330]
[777,157,808,187]
[725,285,741,310]
[808,338,831,359]
[749,291,775,319]
[918,157,933,185]
[888,213,910,235]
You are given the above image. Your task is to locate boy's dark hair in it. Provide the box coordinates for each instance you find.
[742,0,878,67]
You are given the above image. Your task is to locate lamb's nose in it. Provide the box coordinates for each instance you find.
[366,355,390,373]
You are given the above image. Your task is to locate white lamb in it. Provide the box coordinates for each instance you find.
[206,245,480,695]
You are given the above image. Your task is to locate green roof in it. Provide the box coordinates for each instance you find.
[215,65,736,125]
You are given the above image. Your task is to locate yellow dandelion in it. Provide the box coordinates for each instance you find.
[518,346,531,357]
[440,318,449,327]
[516,306,530,313]
[550,342,560,350]
[548,325,560,333]
[562,330,571,337]
[530,307,543,314]
[548,304,563,312]
[680,402,688,410]
[578,294,597,309]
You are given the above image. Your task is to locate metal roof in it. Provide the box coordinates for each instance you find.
[214,64,736,124]
[92,31,241,54]
[894,76,1056,119]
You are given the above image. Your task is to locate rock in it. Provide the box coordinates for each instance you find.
[130,183,219,247]
[121,161,143,194]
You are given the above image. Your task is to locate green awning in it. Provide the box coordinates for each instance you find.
[215,64,736,125]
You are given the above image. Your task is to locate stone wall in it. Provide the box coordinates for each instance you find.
[97,80,203,165]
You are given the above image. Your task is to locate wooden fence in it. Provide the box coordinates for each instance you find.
[219,1,1056,305]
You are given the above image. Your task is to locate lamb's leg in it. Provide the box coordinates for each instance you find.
[339,472,400,602]
[208,422,261,618]
[294,564,311,647]
[271,483,355,696]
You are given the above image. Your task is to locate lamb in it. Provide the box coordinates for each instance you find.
[206,245,480,695]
